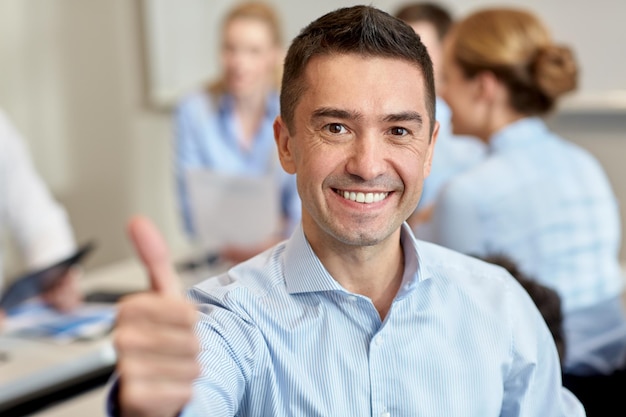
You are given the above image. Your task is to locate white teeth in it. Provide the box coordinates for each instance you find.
[339,190,388,204]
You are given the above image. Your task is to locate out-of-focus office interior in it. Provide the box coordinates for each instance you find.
[1,0,625,273]
[0,0,625,416]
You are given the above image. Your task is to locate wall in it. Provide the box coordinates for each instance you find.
[0,0,190,274]
[146,0,626,109]
[0,0,624,277]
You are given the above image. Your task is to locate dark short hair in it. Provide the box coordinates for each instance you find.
[280,5,435,134]
[394,2,453,41]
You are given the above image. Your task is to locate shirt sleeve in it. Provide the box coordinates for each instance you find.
[104,301,258,417]
[0,112,76,273]
[429,178,485,257]
[501,277,586,416]
[184,302,261,416]
[173,99,206,237]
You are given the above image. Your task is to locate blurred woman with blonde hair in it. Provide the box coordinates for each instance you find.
[174,1,300,264]
[431,8,626,379]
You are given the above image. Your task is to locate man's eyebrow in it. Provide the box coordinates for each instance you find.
[311,107,362,121]
[382,111,424,126]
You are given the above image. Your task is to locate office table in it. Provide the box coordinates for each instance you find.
[0,254,230,416]
[0,258,147,416]
[27,385,109,417]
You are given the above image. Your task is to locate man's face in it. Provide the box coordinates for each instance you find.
[275,54,438,251]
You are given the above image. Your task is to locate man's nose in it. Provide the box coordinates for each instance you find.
[345,133,386,181]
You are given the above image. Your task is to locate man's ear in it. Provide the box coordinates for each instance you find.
[423,120,439,178]
[274,116,296,174]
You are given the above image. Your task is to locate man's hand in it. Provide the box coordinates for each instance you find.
[114,216,201,417]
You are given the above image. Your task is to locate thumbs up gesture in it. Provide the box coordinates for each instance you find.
[114,216,200,417]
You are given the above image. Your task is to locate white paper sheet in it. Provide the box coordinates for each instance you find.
[185,169,281,251]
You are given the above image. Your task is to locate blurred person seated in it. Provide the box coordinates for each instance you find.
[394,2,486,233]
[174,1,300,264]
[430,7,626,379]
[0,109,81,324]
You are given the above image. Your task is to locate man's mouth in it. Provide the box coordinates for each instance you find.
[334,189,389,204]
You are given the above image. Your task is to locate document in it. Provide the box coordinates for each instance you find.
[185,169,281,251]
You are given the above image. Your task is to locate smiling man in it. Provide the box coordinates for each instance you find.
[110,6,584,417]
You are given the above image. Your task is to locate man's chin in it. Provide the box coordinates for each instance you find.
[330,226,391,248]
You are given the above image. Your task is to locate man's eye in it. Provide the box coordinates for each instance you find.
[324,123,346,134]
[390,127,409,136]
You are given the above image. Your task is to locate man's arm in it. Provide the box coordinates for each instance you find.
[501,278,586,416]
[1,111,81,312]
[1,111,76,271]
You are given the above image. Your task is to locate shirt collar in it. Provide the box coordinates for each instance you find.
[489,117,548,153]
[283,223,425,296]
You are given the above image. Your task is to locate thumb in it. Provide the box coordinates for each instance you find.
[127,215,182,297]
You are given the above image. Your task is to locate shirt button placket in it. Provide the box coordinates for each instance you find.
[370,333,388,416]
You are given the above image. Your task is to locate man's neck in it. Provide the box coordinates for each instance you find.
[311,233,405,320]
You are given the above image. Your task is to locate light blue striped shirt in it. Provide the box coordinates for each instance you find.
[430,117,626,374]
[173,90,301,237]
[171,223,583,416]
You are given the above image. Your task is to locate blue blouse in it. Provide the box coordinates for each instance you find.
[431,117,626,374]
[174,90,301,237]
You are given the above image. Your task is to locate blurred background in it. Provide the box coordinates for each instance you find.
[0,0,624,275]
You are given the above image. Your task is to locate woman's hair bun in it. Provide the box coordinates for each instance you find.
[533,45,578,99]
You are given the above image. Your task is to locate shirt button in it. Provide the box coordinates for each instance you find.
[374,335,384,346]
[348,295,358,302]
[380,411,390,417]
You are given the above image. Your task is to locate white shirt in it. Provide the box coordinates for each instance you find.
[0,109,75,290]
